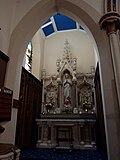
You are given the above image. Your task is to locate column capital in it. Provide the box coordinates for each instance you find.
[99,12,120,34]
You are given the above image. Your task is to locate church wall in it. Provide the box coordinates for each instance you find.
[119,0,120,12]
[39,33,45,79]
[0,1,56,145]
[11,0,40,31]
[43,30,95,75]
[0,0,103,55]
[0,1,14,54]
[31,30,45,80]
[0,0,51,54]
[0,1,120,159]
[83,0,104,14]
[12,0,103,31]
[94,47,99,68]
[0,109,18,144]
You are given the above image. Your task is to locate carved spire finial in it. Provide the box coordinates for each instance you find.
[63,39,71,63]
[56,39,77,74]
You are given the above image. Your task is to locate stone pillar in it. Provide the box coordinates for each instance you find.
[109,31,120,102]
[41,80,45,113]
[36,122,42,148]
[38,123,41,141]
[72,79,77,108]
[73,123,79,148]
[57,78,62,111]
[41,69,46,113]
[47,123,51,145]
[80,122,85,145]
[43,124,48,142]
[99,12,120,107]
[51,124,54,145]
[51,124,56,147]
[39,122,48,147]
[99,12,120,160]
[91,122,96,145]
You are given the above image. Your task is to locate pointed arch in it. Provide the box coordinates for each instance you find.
[4,2,120,160]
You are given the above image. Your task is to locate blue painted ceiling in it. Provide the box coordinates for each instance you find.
[41,13,84,37]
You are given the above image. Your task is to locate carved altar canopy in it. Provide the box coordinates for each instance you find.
[41,40,95,114]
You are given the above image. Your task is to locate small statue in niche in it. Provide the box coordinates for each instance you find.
[80,89,92,111]
[63,72,72,111]
[45,92,56,113]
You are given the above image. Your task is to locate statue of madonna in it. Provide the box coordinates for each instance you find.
[63,72,72,111]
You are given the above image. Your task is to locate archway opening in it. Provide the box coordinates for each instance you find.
[15,11,108,156]
[2,1,113,159]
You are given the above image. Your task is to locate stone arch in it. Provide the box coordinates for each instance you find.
[4,2,120,159]
[5,0,104,97]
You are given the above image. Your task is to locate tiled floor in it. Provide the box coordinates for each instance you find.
[20,148,108,160]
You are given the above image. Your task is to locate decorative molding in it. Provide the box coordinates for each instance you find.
[107,0,112,12]
[78,79,93,112]
[56,39,77,77]
[105,0,118,13]
[99,12,120,34]
[42,40,95,114]
[44,80,58,113]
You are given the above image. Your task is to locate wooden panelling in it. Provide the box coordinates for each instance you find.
[0,51,9,87]
[15,67,42,149]
[0,87,13,121]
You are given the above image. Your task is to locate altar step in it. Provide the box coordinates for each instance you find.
[54,146,72,153]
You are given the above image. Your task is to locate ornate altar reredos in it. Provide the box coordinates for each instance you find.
[36,40,96,149]
[41,40,95,114]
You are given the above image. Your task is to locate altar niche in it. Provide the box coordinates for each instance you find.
[62,70,72,112]
[36,118,96,149]
[36,40,96,149]
[55,124,73,149]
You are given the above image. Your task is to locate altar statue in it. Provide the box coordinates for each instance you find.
[63,73,72,110]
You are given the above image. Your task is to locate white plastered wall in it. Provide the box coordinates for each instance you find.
[0,109,17,144]
[43,30,95,75]
[31,30,45,80]
[83,0,104,14]
[0,1,15,54]
[0,0,103,55]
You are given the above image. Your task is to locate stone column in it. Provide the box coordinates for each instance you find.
[38,123,41,141]
[80,122,85,145]
[91,122,96,145]
[41,69,46,113]
[73,123,79,148]
[72,78,77,109]
[36,122,42,148]
[99,12,120,107]
[43,124,48,142]
[41,80,45,113]
[57,78,62,111]
[47,122,51,145]
[99,12,120,160]
[51,124,56,147]
[40,122,48,147]
[50,124,54,146]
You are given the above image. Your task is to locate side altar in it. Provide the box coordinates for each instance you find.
[36,40,96,149]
